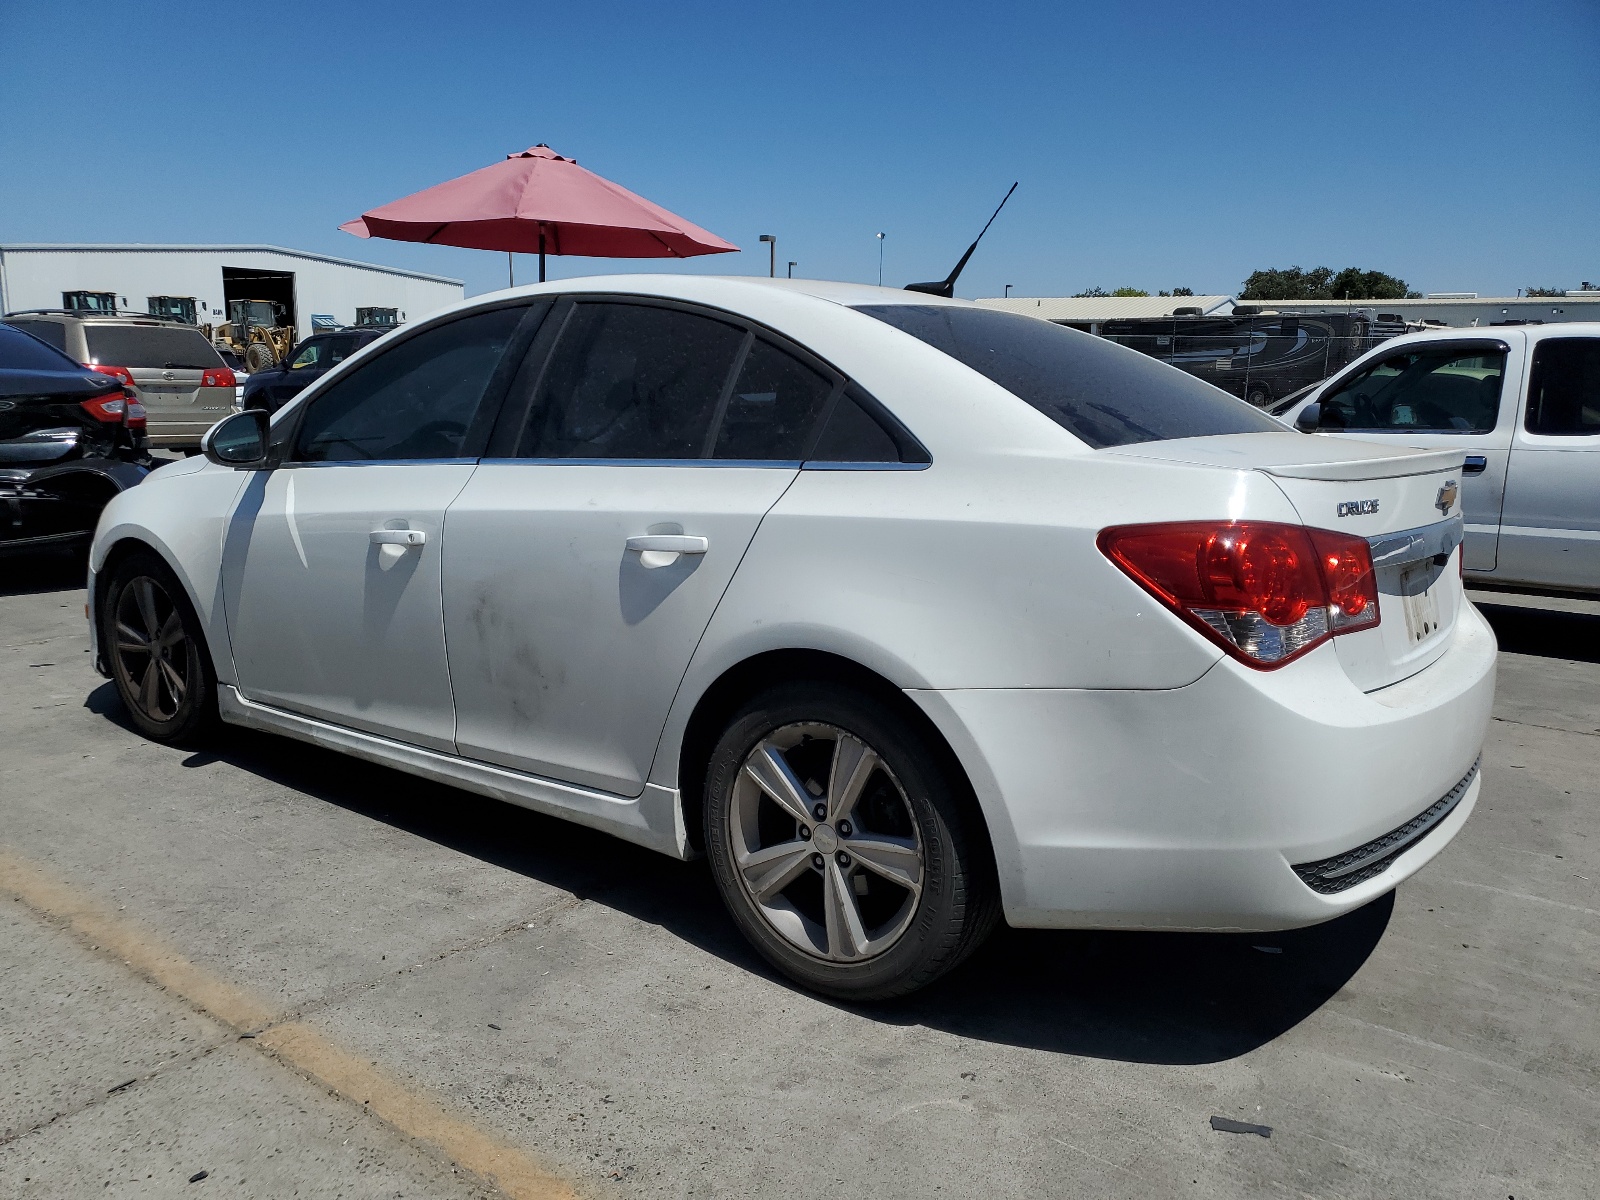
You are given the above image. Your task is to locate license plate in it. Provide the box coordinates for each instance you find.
[1400,564,1442,644]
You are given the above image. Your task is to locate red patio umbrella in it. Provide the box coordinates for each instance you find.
[339,144,738,283]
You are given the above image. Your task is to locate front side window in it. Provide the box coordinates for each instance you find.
[1319,344,1506,433]
[1525,339,1600,436]
[293,306,524,462]
[854,304,1281,449]
[517,302,745,459]
[288,338,329,370]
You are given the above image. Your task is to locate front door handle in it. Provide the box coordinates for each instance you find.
[370,529,427,547]
[626,535,708,555]
[1462,455,1488,475]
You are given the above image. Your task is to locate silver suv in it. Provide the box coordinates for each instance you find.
[2,310,238,450]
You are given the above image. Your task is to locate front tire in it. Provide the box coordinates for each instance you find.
[704,681,998,1000]
[100,552,218,744]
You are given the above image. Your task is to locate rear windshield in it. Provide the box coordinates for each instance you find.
[853,304,1281,449]
[84,325,223,369]
[0,322,81,372]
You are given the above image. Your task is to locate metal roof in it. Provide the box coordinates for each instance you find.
[973,295,1234,321]
[0,244,462,287]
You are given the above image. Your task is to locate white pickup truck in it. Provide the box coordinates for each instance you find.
[1281,323,1600,596]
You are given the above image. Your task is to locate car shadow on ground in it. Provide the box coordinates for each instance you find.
[1476,601,1600,664]
[84,681,1390,1066]
[0,548,87,597]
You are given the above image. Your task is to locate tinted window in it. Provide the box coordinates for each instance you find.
[712,339,834,460]
[288,334,363,371]
[3,320,70,355]
[1525,339,1600,436]
[0,322,80,371]
[294,306,523,462]
[853,304,1281,449]
[1320,345,1505,433]
[518,302,744,459]
[810,393,901,462]
[84,325,223,369]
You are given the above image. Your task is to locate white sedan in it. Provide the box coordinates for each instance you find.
[87,277,1496,999]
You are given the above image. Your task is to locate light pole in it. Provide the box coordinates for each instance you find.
[875,232,886,286]
[787,261,796,279]
[1004,283,1013,297]
[759,234,776,278]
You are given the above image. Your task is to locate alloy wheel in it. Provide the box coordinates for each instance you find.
[729,722,925,963]
[113,575,191,723]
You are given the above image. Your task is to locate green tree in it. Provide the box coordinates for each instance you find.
[1527,287,1567,297]
[1072,286,1109,298]
[1172,287,1194,296]
[1240,265,1415,300]
[1110,287,1149,297]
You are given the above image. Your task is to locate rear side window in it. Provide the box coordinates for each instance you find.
[712,339,835,460]
[5,320,70,354]
[518,302,745,459]
[1525,339,1600,435]
[84,325,223,370]
[294,306,524,462]
[0,322,77,369]
[1319,344,1505,433]
[853,304,1280,449]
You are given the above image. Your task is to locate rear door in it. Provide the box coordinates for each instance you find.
[1498,335,1600,591]
[443,298,837,795]
[83,323,232,446]
[1309,336,1521,572]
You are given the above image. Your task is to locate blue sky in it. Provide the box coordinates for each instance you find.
[2,0,1595,299]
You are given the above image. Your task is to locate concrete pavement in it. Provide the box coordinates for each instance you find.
[2,550,1596,1198]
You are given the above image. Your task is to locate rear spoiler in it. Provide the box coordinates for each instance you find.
[1260,447,1467,482]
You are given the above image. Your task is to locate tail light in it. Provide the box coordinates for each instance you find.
[201,366,237,388]
[1098,521,1379,669]
[89,363,136,387]
[80,394,128,423]
[124,392,147,432]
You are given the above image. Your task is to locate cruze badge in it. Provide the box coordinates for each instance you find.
[1436,480,1459,515]
[1337,499,1380,518]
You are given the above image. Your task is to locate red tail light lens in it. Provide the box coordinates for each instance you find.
[200,366,237,388]
[89,363,136,387]
[1098,520,1379,669]
[80,394,128,423]
[124,392,147,431]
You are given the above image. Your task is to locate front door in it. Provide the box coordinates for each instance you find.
[221,304,528,749]
[444,299,839,795]
[1314,336,1521,572]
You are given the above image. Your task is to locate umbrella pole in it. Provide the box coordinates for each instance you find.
[539,229,546,283]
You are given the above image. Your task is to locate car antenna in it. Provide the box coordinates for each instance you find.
[904,182,1018,298]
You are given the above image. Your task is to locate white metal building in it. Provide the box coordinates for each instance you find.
[0,244,463,340]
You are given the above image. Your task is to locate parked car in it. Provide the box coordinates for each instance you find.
[2,310,237,450]
[85,277,1494,999]
[239,328,388,414]
[0,322,150,555]
[1280,323,1600,597]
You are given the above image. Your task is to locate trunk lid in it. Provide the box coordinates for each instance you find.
[1111,432,1468,691]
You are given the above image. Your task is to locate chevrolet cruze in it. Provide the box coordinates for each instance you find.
[87,277,1495,999]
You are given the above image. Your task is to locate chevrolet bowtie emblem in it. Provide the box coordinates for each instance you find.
[1436,480,1459,515]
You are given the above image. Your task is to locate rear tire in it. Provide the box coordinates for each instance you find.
[703,680,998,1000]
[100,551,218,745]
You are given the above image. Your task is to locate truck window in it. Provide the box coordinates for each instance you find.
[1318,345,1506,434]
[1525,339,1600,436]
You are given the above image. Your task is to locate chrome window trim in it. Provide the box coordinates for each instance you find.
[476,457,802,469]
[801,460,931,472]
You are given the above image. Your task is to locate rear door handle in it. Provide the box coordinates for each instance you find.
[626,535,708,555]
[1462,455,1488,475]
[370,529,427,547]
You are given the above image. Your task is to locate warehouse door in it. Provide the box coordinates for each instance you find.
[221,267,297,332]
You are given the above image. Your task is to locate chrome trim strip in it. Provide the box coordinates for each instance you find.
[1367,513,1464,568]
[801,460,932,472]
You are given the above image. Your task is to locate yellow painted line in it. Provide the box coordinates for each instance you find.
[0,848,579,1200]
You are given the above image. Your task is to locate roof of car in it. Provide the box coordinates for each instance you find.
[460,274,975,312]
[1387,320,1600,343]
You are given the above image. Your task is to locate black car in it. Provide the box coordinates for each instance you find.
[239,328,387,413]
[0,322,151,555]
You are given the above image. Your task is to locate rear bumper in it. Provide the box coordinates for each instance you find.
[910,600,1497,931]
